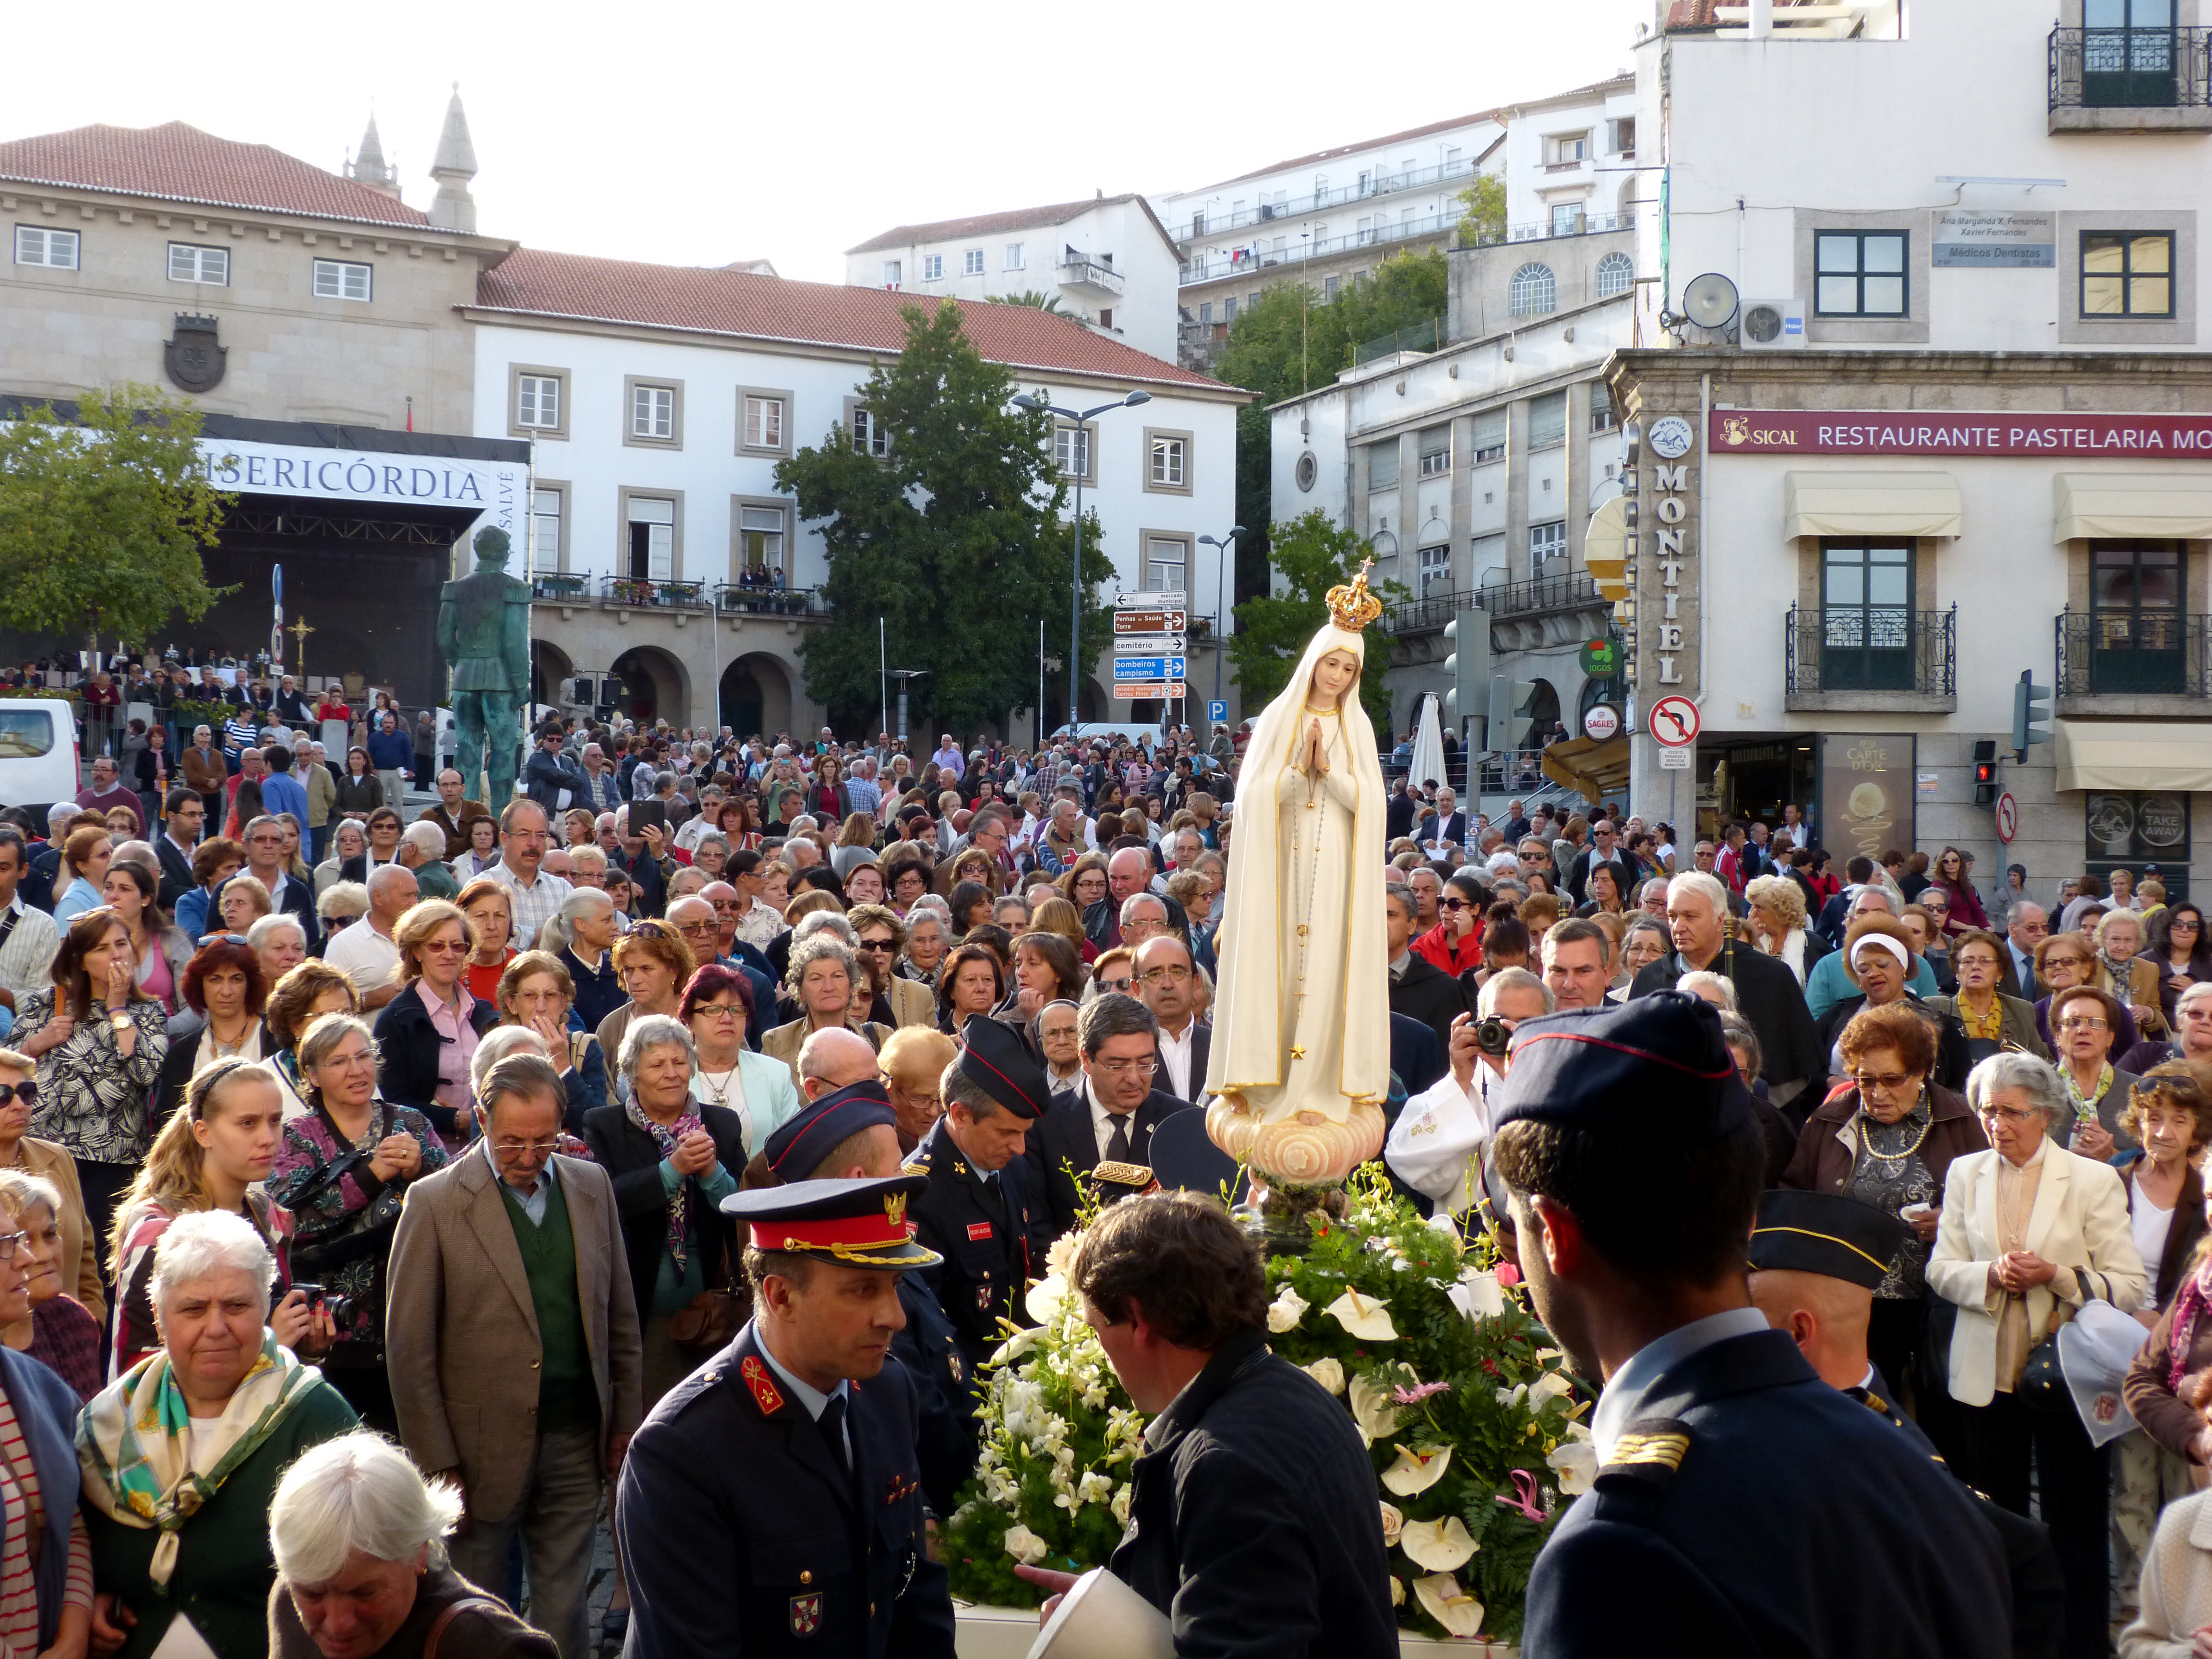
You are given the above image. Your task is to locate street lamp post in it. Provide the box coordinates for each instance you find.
[1012,388,1151,735]
[1197,526,1245,717]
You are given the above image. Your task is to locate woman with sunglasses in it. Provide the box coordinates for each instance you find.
[1412,874,1487,980]
[110,1058,328,1377]
[2151,902,2212,1022]
[372,899,497,1150]
[2035,931,2140,1062]
[0,1047,104,1324]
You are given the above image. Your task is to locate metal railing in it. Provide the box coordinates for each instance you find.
[601,575,708,608]
[530,574,591,602]
[1354,317,1443,365]
[1488,572,1604,619]
[2050,25,2212,109]
[1785,605,1956,696]
[1168,155,1493,243]
[1178,210,1633,288]
[1058,259,1125,295]
[1380,587,1464,635]
[715,580,826,617]
[2056,610,2212,696]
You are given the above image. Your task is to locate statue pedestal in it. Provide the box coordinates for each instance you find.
[1204,1094,1387,1258]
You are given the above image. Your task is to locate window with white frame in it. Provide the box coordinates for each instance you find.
[745,395,784,451]
[1608,117,1636,156]
[517,374,562,431]
[1528,393,1568,450]
[921,254,942,281]
[1149,435,1187,489]
[965,248,985,276]
[1546,132,1588,165]
[1529,519,1566,576]
[1054,426,1093,481]
[311,259,372,301]
[851,406,889,457]
[1509,263,1556,317]
[881,260,903,285]
[13,226,78,268]
[1471,409,1507,464]
[1418,544,1452,598]
[531,488,564,570]
[1595,252,1634,301]
[168,243,228,285]
[625,495,675,580]
[739,504,786,573]
[1418,426,1451,477]
[1146,537,1189,591]
[1005,242,1025,271]
[1550,203,1586,237]
[632,384,676,441]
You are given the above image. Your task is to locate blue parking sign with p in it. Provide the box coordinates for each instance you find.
[1208,700,1227,723]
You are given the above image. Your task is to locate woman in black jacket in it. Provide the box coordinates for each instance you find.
[372,900,497,1148]
[332,745,383,820]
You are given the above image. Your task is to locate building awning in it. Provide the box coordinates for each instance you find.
[1585,496,1630,601]
[1540,735,1632,804]
[2055,720,2212,792]
[1783,471,1962,540]
[2054,473,2212,543]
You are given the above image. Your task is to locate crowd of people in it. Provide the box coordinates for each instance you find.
[0,672,2204,1656]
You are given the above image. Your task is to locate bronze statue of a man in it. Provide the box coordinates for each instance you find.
[436,526,531,806]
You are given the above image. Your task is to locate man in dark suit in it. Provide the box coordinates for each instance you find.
[152,787,202,911]
[616,1175,957,1659]
[1385,882,1465,1050]
[906,1017,1047,1384]
[2001,902,2050,1002]
[1417,784,1469,857]
[1385,779,1416,841]
[1133,934,1210,1102]
[1495,996,2012,1658]
[1565,817,1638,907]
[1814,856,1878,949]
[1026,993,1192,1241]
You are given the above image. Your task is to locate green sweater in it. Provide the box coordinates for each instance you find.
[499,1173,599,1432]
[86,1381,361,1659]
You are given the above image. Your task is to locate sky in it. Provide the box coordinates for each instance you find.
[6,0,1650,284]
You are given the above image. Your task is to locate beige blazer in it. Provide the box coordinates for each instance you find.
[883,976,935,1030]
[385,1147,643,1522]
[1926,1142,2147,1408]
[761,1017,893,1092]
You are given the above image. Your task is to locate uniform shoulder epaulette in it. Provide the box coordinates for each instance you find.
[902,1156,930,1175]
[1598,1417,1691,1489]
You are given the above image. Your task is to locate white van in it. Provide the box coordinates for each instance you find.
[0,700,81,821]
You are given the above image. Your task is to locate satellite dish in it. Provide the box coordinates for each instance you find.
[1683,272,1740,330]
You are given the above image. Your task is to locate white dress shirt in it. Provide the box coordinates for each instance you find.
[1088,1081,1141,1164]
[1155,1018,1197,1102]
[0,896,60,1002]
[323,916,402,990]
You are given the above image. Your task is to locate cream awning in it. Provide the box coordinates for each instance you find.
[2055,720,2212,793]
[1783,471,1963,540]
[2053,473,2212,543]
[1585,496,1630,601]
[1540,735,1632,804]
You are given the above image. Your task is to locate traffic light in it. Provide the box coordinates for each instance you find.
[1442,607,1488,734]
[1973,740,1998,808]
[2011,669,2051,765]
[1488,673,1539,752]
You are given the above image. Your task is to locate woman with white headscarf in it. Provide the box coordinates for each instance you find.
[1204,565,1391,1190]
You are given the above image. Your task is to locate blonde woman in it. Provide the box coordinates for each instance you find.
[1745,873,1825,986]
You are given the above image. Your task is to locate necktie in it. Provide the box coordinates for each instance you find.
[1106,1114,1132,1165]
[817,1394,852,1479]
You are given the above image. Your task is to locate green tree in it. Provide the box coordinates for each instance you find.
[1214,251,1449,597]
[0,384,231,650]
[1228,509,1402,735]
[777,301,1114,735]
[1456,174,1507,246]
[985,290,1068,314]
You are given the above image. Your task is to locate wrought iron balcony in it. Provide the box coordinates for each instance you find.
[1786,605,1956,697]
[601,575,708,609]
[1380,588,1464,635]
[1487,572,1604,619]
[2051,25,2212,110]
[530,573,591,603]
[715,579,825,617]
[2056,610,2212,697]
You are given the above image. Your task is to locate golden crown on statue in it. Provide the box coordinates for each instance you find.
[1325,558,1384,632]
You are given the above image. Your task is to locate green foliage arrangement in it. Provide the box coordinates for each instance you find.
[1228,511,1404,736]
[942,1171,1595,1644]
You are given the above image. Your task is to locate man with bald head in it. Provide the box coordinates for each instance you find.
[324,862,417,1008]
[2001,902,2050,1002]
[1084,846,1186,949]
[1134,934,1209,1102]
[796,1026,878,1100]
[665,894,727,973]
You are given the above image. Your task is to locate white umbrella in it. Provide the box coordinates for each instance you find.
[1409,693,1448,795]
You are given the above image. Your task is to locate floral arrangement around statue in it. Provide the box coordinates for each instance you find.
[941,1169,1595,1645]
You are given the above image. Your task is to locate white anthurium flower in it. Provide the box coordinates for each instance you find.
[1380,1444,1453,1496]
[1303,1357,1346,1396]
[1378,1501,1404,1546]
[1400,1514,1479,1573]
[1548,1421,1599,1496]
[1325,1288,1399,1341]
[1529,1371,1575,1407]
[1391,1576,1406,1607]
[1413,1573,1485,1639]
[1025,1274,1070,1325]
[988,1328,1040,1368]
[1004,1525,1050,1565]
[1450,1269,1507,1320]
[1348,1374,1405,1445]
[1266,1284,1310,1334]
[1536,1346,1565,1365]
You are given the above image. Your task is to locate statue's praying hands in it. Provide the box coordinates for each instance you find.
[1300,717,1331,780]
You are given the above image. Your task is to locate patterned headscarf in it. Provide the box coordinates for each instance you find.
[627,1095,707,1274]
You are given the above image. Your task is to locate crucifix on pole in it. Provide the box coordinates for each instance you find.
[288,615,314,679]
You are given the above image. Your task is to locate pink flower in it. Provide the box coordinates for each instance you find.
[1392,1381,1451,1405]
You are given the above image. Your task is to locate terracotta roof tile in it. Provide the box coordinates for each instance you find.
[846,195,1145,255]
[0,122,430,228]
[475,248,1239,395]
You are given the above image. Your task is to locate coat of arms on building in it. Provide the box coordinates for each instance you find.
[164,314,227,393]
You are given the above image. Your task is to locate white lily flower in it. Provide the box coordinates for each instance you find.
[1400,1515,1479,1573]
[1391,1575,1405,1607]
[1025,1274,1069,1325]
[1112,1483,1132,1526]
[1348,1373,1405,1445]
[1378,1501,1404,1546]
[1004,1524,1049,1565]
[1302,1357,1346,1396]
[1266,1284,1310,1333]
[1530,1370,1575,1406]
[1413,1573,1485,1639]
[1325,1288,1399,1341]
[1380,1444,1452,1496]
[988,1328,1040,1368]
[1548,1421,1599,1496]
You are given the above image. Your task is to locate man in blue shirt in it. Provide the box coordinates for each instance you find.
[256,744,311,840]
[366,710,415,809]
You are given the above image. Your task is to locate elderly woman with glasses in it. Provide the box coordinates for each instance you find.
[582,1014,745,1406]
[877,1025,954,1155]
[847,904,934,1029]
[493,950,608,1131]
[2045,982,2143,1164]
[1784,1001,1989,1420]
[81,1209,361,1659]
[270,1014,448,1433]
[372,900,497,1151]
[1930,1052,2148,1659]
[679,965,799,1154]
[1928,928,2049,1070]
[1817,914,1971,1093]
[764,936,894,1088]
[2035,930,2140,1061]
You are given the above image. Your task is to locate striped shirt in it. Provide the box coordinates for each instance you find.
[0,900,58,1003]
[0,1388,92,1656]
[489,861,573,955]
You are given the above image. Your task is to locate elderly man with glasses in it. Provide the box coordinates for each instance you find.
[1022,992,1194,1240]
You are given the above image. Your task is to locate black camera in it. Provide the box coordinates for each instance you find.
[1474,1017,1513,1058]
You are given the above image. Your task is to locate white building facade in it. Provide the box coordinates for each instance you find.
[842,196,1181,362]
[468,250,1241,736]
[1610,0,2212,896]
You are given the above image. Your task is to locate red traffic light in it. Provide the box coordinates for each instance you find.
[1974,761,1997,785]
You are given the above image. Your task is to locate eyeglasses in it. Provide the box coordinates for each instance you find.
[0,1231,25,1262]
[1096,1057,1157,1077]
[2058,1016,2109,1033]
[1849,1071,1916,1093]
[1099,976,1134,994]
[420,939,469,955]
[1138,965,1193,985]
[1977,1106,2041,1125]
[857,938,898,954]
[693,1003,745,1020]
[1440,898,1471,913]
[491,1138,561,1158]
[2176,918,2202,931]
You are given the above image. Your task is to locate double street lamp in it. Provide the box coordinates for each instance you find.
[1012,388,1151,735]
[1197,526,1245,713]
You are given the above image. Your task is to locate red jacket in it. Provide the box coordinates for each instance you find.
[1412,920,1484,978]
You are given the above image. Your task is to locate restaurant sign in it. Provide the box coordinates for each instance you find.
[1710,411,2212,458]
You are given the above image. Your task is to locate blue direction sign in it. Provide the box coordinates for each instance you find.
[1114,657,1187,680]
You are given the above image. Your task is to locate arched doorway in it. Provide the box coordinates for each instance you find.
[1526,677,1563,745]
[530,639,575,710]
[721,654,794,740]
[610,646,689,729]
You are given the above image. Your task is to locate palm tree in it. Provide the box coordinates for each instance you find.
[985,290,1067,315]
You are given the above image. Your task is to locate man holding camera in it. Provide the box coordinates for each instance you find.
[1383,968,1554,1215]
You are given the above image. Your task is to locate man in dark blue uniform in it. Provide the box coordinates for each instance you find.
[1492,994,2013,1658]
[756,1081,976,1517]
[905,1016,1046,1387]
[615,1176,956,1659]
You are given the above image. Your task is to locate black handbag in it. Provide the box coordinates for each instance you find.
[2016,1310,2072,1414]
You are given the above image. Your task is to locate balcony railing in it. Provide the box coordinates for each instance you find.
[1786,605,1956,696]
[530,573,591,603]
[1057,258,1125,296]
[1168,154,1493,244]
[2051,25,2212,109]
[601,575,707,609]
[716,580,826,617]
[1179,211,1633,288]
[1380,588,1464,635]
[1488,572,1604,619]
[2056,610,2212,697]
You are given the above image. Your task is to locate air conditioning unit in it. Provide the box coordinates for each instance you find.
[1739,297,1807,350]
